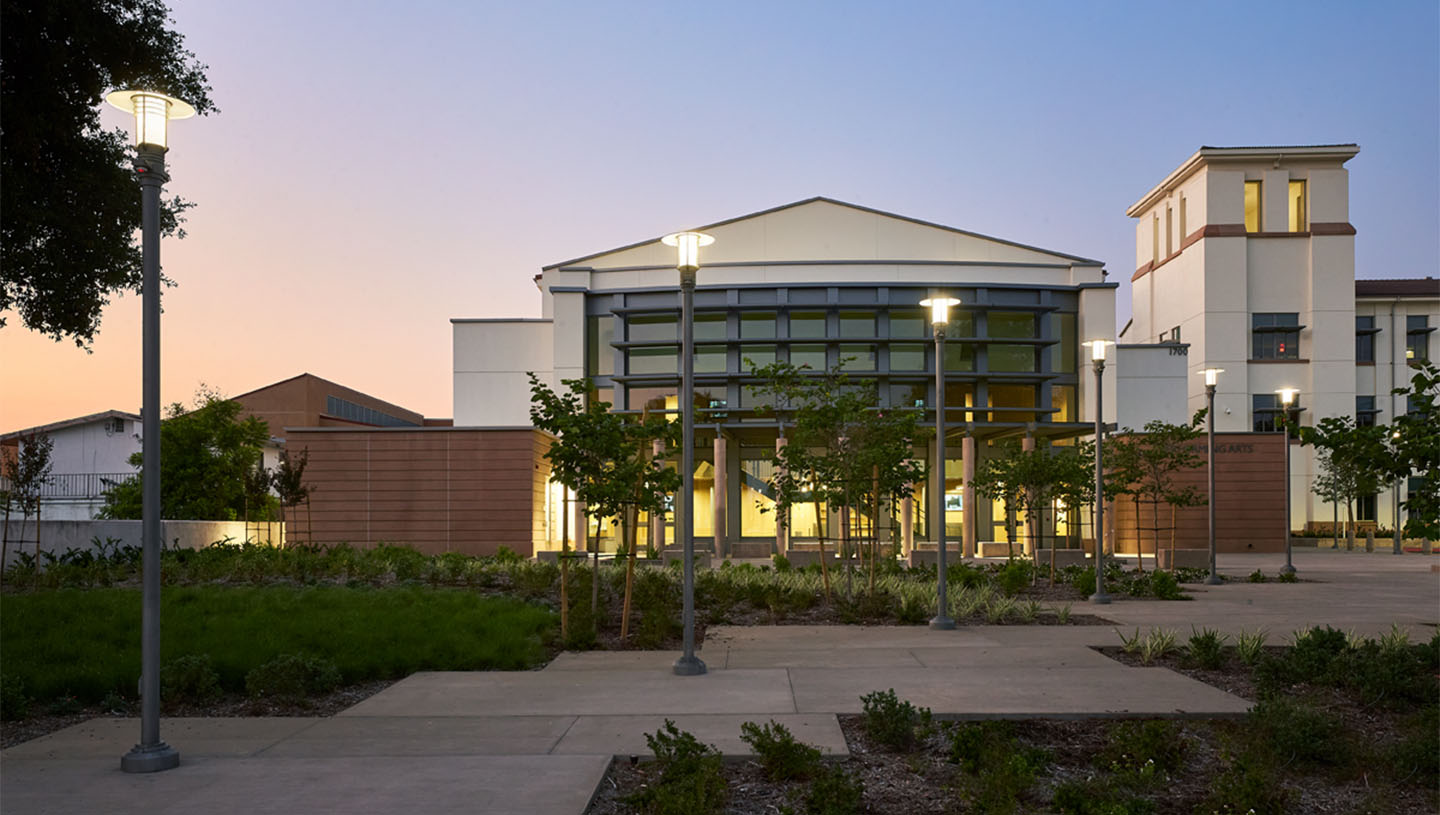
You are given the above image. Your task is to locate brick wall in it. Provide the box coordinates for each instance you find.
[284,428,552,557]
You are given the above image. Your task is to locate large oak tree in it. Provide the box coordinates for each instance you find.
[1,0,216,346]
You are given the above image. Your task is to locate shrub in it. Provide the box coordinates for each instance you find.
[160,654,222,703]
[804,765,864,815]
[1276,570,1297,583]
[1234,628,1268,666]
[1185,627,1227,670]
[1248,569,1267,583]
[1,673,30,721]
[773,554,792,572]
[1070,566,1096,597]
[244,653,341,704]
[997,560,1031,595]
[1202,748,1289,815]
[1250,697,1349,770]
[947,721,1048,813]
[491,545,523,564]
[1385,704,1439,787]
[1052,778,1155,815]
[1097,719,1187,777]
[1148,570,1182,600]
[740,719,822,781]
[896,591,929,625]
[860,688,932,751]
[1138,628,1178,665]
[624,719,727,815]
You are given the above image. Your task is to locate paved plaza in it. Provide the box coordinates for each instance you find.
[2,549,1436,814]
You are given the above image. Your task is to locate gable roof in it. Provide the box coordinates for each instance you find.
[1355,278,1439,298]
[542,196,1101,271]
[1,409,140,442]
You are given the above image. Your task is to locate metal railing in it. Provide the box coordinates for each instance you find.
[0,473,132,501]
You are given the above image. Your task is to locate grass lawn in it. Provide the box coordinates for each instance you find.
[1,585,556,704]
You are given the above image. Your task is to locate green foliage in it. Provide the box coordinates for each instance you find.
[803,765,864,815]
[244,653,341,704]
[492,545,523,564]
[1107,414,1207,557]
[996,559,1031,595]
[0,673,31,721]
[1096,720,1187,777]
[1384,360,1439,538]
[624,720,727,815]
[0,585,556,705]
[1201,748,1289,815]
[159,653,221,703]
[1247,569,1266,583]
[1148,569,1182,600]
[946,721,1048,814]
[1185,627,1228,670]
[739,720,822,781]
[773,554,792,572]
[860,688,932,751]
[1052,778,1155,815]
[2,432,54,517]
[1137,628,1178,665]
[1385,704,1439,788]
[1249,697,1350,770]
[1275,570,1297,583]
[100,388,272,520]
[0,0,216,345]
[1235,629,1268,666]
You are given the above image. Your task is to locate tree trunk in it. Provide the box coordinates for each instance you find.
[2,497,11,587]
[1332,502,1339,549]
[870,468,880,596]
[1346,501,1355,551]
[592,516,601,621]
[810,471,832,601]
[621,506,636,640]
[1049,502,1057,585]
[1168,503,1178,572]
[842,491,853,601]
[559,496,569,644]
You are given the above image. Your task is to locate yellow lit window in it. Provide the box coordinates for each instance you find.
[1244,181,1262,232]
[1151,215,1159,262]
[1165,207,1173,256]
[1179,195,1187,239]
[1288,180,1307,232]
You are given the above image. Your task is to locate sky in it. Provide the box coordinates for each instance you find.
[3,0,1437,433]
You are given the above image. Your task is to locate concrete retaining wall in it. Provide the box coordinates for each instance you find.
[1,520,283,568]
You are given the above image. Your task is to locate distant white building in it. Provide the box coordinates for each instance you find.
[1124,144,1438,533]
[0,410,141,520]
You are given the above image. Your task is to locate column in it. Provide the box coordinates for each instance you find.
[776,435,789,554]
[962,434,977,558]
[713,433,727,558]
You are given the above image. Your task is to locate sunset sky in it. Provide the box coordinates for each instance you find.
[3,0,1437,433]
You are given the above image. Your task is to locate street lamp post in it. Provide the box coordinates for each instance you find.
[1083,340,1114,605]
[662,231,713,676]
[919,295,960,630]
[1200,369,1224,585]
[1391,429,1402,555]
[1276,387,1299,576]
[106,89,194,774]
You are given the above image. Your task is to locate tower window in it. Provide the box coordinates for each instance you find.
[1244,181,1262,232]
[1288,180,1307,231]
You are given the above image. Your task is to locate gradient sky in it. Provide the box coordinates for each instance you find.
[3,0,1437,433]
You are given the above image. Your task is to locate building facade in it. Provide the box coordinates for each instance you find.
[456,197,1119,556]
[1125,145,1438,533]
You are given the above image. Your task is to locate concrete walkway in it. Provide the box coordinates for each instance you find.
[3,548,1435,814]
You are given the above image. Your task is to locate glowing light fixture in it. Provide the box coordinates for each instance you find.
[1199,368,1224,387]
[661,231,714,273]
[105,90,195,151]
[918,296,961,326]
[1082,339,1115,362]
[1276,387,1300,407]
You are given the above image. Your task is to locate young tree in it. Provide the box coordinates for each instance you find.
[1109,412,1206,571]
[272,450,311,544]
[528,375,678,642]
[100,387,270,520]
[1297,416,1389,550]
[1382,360,1440,540]
[241,458,276,543]
[1,432,54,584]
[973,444,1025,561]
[2,0,216,345]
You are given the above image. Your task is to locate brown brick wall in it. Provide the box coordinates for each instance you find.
[284,428,552,557]
[1112,432,1285,555]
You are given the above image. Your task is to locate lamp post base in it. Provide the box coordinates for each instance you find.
[928,615,956,630]
[1279,563,1296,575]
[121,742,179,773]
[1089,592,1111,605]
[672,656,707,676]
[1204,575,1224,585]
